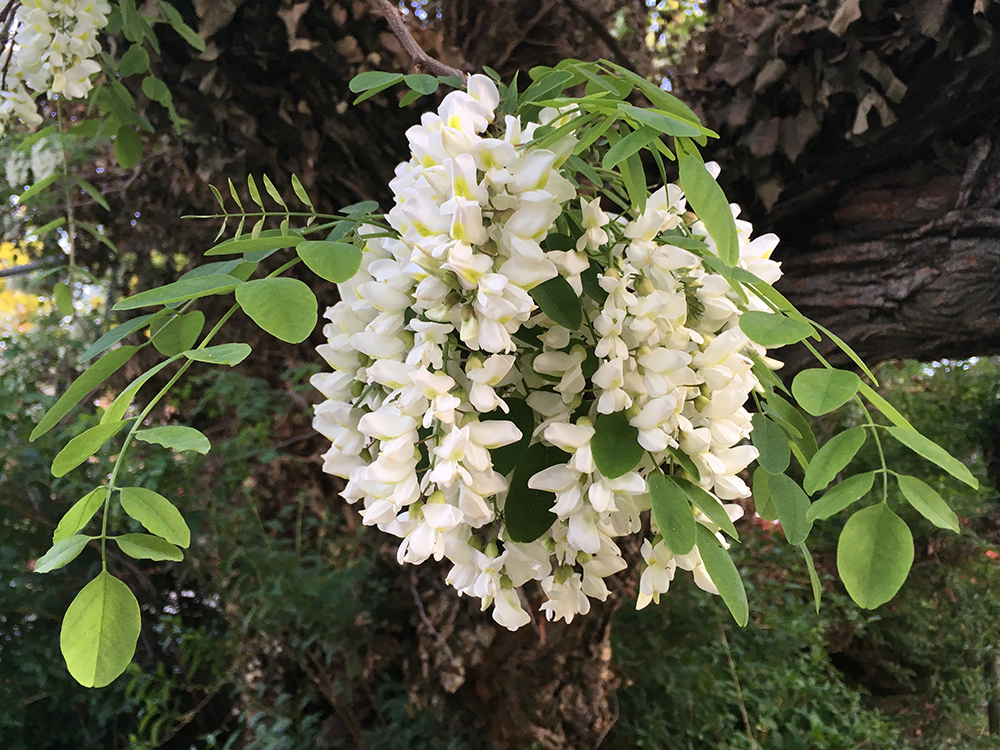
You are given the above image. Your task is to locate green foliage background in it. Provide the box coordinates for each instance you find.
[3,302,1000,747]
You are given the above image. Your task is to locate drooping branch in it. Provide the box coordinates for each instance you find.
[366,0,466,78]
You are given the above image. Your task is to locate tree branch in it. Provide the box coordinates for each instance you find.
[559,0,635,70]
[366,0,466,79]
[0,258,58,278]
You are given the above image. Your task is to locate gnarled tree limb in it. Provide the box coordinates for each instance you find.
[366,0,466,78]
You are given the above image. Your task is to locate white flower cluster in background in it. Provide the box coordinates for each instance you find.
[312,75,784,630]
[1,0,111,131]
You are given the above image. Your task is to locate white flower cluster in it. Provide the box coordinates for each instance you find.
[312,75,784,629]
[1,0,111,131]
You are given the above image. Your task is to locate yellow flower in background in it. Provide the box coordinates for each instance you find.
[1,240,49,332]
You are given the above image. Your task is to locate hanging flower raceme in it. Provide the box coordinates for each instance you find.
[312,72,786,630]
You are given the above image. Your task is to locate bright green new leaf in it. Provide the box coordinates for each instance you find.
[530,275,583,331]
[675,477,739,541]
[886,426,979,489]
[291,173,313,208]
[262,174,286,208]
[618,103,704,137]
[296,241,363,283]
[649,474,695,555]
[35,535,90,573]
[767,473,813,545]
[791,368,861,416]
[81,312,163,361]
[51,421,127,478]
[678,156,739,267]
[17,173,58,204]
[739,311,815,348]
[235,277,318,344]
[135,425,211,455]
[74,176,111,211]
[118,487,190,548]
[60,571,141,688]
[54,281,74,315]
[113,274,240,310]
[183,343,252,366]
[859,383,913,430]
[115,534,184,562]
[31,345,140,441]
[602,125,659,169]
[504,443,564,543]
[151,311,205,356]
[897,475,960,533]
[752,467,777,521]
[695,525,748,627]
[806,471,876,523]
[247,175,263,207]
[205,232,304,257]
[838,503,913,609]
[54,487,106,543]
[751,413,790,474]
[101,357,179,425]
[114,125,142,169]
[803,426,867,495]
[591,411,644,479]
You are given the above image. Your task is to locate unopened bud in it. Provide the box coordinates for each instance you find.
[636,276,654,296]
[485,541,499,559]
[553,564,575,585]
[694,395,711,412]
[427,490,446,504]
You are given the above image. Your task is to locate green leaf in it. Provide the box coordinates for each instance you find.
[150,311,205,356]
[767,473,813,545]
[504,443,564,543]
[404,73,439,94]
[102,357,179,424]
[183,343,252,366]
[803,426,867,495]
[618,103,704,137]
[751,413,790,474]
[296,241,363,283]
[858,383,913,430]
[791,368,861,416]
[649,474,695,555]
[695,525,748,627]
[115,534,184,562]
[349,71,404,93]
[81,314,161,361]
[599,61,713,136]
[35,535,90,573]
[60,571,141,688]
[674,477,739,541]
[291,174,313,208]
[763,394,818,463]
[16,174,58,204]
[262,174,286,208]
[54,487,107,543]
[530,275,583,330]
[156,1,205,51]
[739,311,815,348]
[33,216,67,236]
[667,445,701,482]
[235,277,318,344]
[118,44,150,76]
[886,426,979,489]
[798,543,822,613]
[73,176,111,211]
[806,471,876,522]
[837,503,913,609]
[54,282,74,316]
[51,421,127,478]
[679,156,739,267]
[118,487,190,548]
[602,125,659,169]
[227,178,244,210]
[113,125,142,169]
[135,425,211,455]
[205,233,304,256]
[897,475,960,533]
[752,467,777,521]
[141,76,171,104]
[591,411,644,479]
[113,274,240,310]
[620,149,647,213]
[481,398,534,475]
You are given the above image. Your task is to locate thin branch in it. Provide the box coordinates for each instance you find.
[560,0,636,70]
[493,0,560,70]
[0,257,59,278]
[365,0,465,79]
